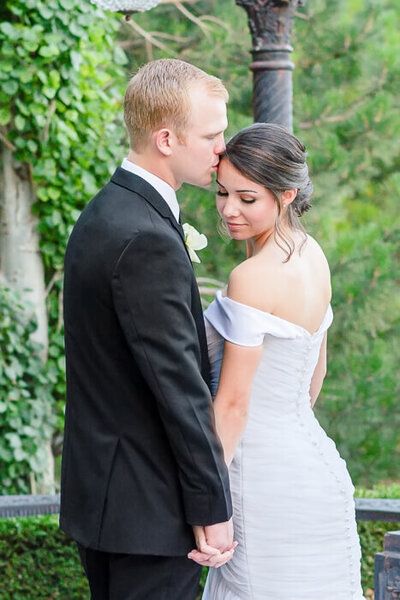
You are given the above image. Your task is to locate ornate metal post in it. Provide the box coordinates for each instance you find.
[236,0,306,130]
[375,531,400,600]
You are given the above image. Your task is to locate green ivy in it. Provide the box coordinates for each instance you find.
[0,0,128,444]
[0,285,56,494]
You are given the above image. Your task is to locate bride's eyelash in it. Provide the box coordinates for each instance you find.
[216,190,256,204]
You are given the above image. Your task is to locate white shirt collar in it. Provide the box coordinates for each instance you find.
[121,158,180,223]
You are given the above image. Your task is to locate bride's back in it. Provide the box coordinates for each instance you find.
[227,233,331,335]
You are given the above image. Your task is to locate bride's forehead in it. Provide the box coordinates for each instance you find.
[217,160,262,190]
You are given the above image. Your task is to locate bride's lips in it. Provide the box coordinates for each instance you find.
[226,222,246,230]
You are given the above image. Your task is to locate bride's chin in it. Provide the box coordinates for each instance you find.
[226,227,248,239]
[230,232,247,241]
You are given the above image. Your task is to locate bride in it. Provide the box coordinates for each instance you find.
[189,123,364,599]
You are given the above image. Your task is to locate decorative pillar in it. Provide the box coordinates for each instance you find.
[236,0,306,131]
[375,531,400,600]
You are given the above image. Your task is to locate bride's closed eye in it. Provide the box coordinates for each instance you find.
[216,189,256,204]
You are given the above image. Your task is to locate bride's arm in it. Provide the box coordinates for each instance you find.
[309,331,328,408]
[213,341,263,466]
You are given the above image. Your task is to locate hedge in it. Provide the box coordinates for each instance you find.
[0,515,88,599]
[0,485,399,599]
[0,515,205,600]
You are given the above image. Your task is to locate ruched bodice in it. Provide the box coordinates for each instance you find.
[205,290,333,416]
[202,291,364,600]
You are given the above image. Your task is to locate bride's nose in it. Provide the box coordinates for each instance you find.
[222,197,241,218]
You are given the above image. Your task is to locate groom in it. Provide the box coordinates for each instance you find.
[60,59,233,599]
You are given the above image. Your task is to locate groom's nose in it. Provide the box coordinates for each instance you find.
[215,133,226,155]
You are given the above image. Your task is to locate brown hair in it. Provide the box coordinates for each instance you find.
[223,123,313,261]
[124,58,228,151]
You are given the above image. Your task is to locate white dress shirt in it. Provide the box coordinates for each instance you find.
[121,158,180,223]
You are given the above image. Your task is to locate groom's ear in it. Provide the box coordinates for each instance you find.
[155,128,173,157]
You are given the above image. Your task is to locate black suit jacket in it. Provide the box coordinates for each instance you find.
[60,167,232,555]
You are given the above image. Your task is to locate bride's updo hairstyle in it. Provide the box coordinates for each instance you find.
[223,122,313,261]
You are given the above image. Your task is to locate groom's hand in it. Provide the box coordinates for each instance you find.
[188,521,237,568]
[205,518,234,553]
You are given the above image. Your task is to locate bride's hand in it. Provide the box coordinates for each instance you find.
[188,525,237,568]
[188,544,236,568]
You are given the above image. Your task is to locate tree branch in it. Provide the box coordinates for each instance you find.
[56,287,63,335]
[43,99,57,144]
[125,19,178,56]
[0,131,16,152]
[45,270,63,298]
[173,1,212,40]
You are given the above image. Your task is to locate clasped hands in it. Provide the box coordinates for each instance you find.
[188,519,237,569]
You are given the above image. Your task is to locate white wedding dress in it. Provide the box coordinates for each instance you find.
[202,290,364,600]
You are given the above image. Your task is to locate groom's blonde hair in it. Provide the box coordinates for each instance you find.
[124,59,228,151]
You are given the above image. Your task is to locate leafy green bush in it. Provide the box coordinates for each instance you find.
[0,515,204,599]
[0,285,55,494]
[0,515,88,599]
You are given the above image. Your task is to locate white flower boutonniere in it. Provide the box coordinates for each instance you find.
[182,223,208,264]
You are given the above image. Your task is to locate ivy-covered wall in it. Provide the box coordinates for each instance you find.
[0,0,129,493]
[0,286,54,493]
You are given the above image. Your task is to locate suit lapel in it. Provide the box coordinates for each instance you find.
[111,167,187,247]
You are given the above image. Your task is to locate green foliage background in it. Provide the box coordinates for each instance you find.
[128,0,400,486]
[0,286,55,493]
[0,0,399,491]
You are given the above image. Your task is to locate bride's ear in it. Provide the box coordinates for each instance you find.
[282,189,297,207]
[154,128,173,157]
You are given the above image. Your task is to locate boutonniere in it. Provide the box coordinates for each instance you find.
[182,223,208,264]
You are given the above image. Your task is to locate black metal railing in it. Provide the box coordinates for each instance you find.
[355,499,400,523]
[0,494,60,518]
[1,494,400,521]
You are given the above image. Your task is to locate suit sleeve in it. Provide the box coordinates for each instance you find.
[111,229,232,526]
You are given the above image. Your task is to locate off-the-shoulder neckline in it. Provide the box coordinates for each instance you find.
[216,290,332,338]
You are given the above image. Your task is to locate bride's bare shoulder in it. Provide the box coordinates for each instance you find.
[226,235,331,312]
[227,257,276,312]
[304,233,327,256]
[303,234,330,272]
